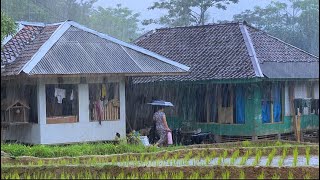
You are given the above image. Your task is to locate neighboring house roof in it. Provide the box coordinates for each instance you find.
[1,21,189,77]
[246,25,319,78]
[133,21,319,83]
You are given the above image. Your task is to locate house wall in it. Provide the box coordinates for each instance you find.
[254,81,319,136]
[5,76,126,144]
[294,82,308,98]
[5,124,41,144]
[127,81,318,139]
[314,83,319,99]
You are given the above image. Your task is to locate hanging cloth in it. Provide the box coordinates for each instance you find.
[273,84,281,122]
[54,88,66,104]
[101,84,107,98]
[70,90,74,100]
[235,86,245,124]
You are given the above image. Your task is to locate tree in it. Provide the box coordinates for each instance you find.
[233,0,319,56]
[88,4,141,42]
[1,0,140,42]
[1,11,16,44]
[143,0,239,27]
[1,0,96,24]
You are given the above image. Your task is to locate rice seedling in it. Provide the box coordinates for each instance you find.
[278,147,287,167]
[288,172,294,179]
[189,172,200,179]
[217,155,223,165]
[305,147,310,165]
[304,173,311,179]
[116,171,125,179]
[210,151,216,159]
[257,172,264,179]
[253,149,262,166]
[239,171,245,179]
[275,141,282,146]
[240,150,251,166]
[266,148,277,166]
[272,173,280,179]
[230,149,240,165]
[242,140,251,147]
[293,147,298,166]
[221,171,230,179]
[205,156,211,165]
[223,150,228,159]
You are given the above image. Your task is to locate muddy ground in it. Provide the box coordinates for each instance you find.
[1,165,319,179]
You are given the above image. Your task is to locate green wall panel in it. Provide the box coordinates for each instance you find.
[167,83,319,137]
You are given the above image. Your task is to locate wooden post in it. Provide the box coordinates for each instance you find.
[297,112,301,142]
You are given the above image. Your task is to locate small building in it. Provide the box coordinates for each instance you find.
[0,20,189,144]
[127,21,319,142]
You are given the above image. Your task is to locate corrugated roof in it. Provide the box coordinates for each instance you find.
[1,21,189,77]
[133,22,319,83]
[29,26,185,75]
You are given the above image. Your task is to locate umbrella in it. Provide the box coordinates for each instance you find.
[147,100,174,107]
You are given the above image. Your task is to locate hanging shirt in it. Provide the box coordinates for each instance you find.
[70,90,74,100]
[101,84,107,98]
[54,88,66,104]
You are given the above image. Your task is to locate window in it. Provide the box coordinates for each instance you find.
[261,83,283,123]
[45,84,79,124]
[89,83,120,122]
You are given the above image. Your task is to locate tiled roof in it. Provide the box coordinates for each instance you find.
[133,22,319,83]
[246,25,319,78]
[1,24,59,76]
[247,25,318,63]
[1,21,189,77]
[133,22,257,83]
[1,25,44,64]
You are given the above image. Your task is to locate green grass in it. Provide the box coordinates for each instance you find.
[1,141,183,158]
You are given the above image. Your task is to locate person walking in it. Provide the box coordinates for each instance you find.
[148,100,173,147]
[153,106,171,147]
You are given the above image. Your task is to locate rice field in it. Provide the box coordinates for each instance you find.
[1,140,319,179]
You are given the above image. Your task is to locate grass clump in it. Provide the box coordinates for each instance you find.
[1,140,183,158]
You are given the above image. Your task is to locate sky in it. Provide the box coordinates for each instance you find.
[94,0,272,31]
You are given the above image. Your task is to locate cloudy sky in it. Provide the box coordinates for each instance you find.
[94,0,272,31]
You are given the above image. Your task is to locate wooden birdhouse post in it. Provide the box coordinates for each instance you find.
[1,100,30,124]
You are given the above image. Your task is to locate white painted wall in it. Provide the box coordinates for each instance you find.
[38,77,126,144]
[39,120,125,144]
[5,124,41,144]
[5,77,127,144]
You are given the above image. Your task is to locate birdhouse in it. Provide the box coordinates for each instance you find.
[1,100,30,124]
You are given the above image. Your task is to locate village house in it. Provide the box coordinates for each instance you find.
[127,21,319,142]
[0,20,189,144]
